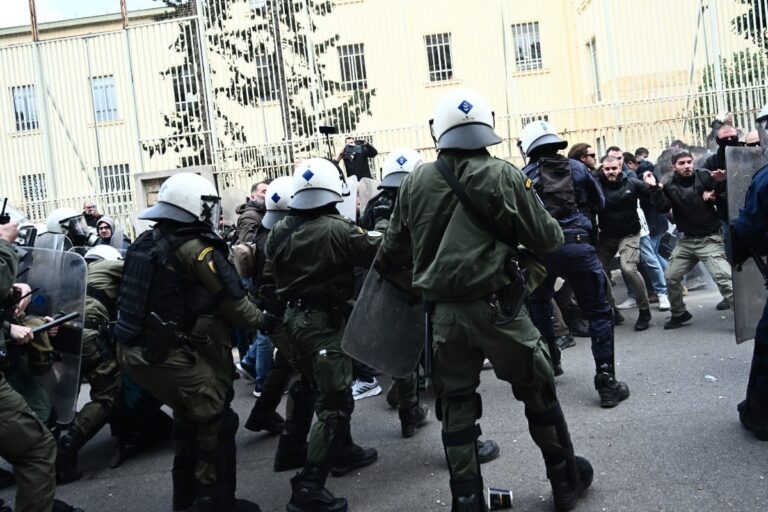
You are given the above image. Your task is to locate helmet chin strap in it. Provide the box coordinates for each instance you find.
[517,140,527,167]
[428,119,438,150]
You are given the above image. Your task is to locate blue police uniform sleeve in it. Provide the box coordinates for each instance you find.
[732,167,768,255]
[571,162,605,211]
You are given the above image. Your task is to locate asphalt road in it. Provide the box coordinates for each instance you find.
[3,282,767,512]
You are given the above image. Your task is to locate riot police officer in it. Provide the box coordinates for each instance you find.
[115,173,265,511]
[380,89,592,511]
[267,158,380,512]
[730,103,768,440]
[520,120,630,409]
[360,148,431,438]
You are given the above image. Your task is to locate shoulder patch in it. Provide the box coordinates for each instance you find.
[525,178,533,190]
[356,226,365,234]
[208,260,218,274]
[197,246,215,261]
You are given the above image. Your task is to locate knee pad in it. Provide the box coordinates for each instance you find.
[436,393,482,422]
[328,388,355,419]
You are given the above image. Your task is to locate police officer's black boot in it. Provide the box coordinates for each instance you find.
[330,434,378,477]
[634,308,651,331]
[594,359,630,408]
[171,423,199,511]
[547,455,593,511]
[56,431,85,484]
[287,465,347,512]
[274,381,315,472]
[244,399,284,434]
[737,390,768,441]
[545,337,564,376]
[399,403,430,438]
[449,477,489,512]
[188,409,262,512]
[476,439,500,464]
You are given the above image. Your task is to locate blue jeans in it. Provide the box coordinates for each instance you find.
[649,233,668,272]
[640,235,667,295]
[242,331,275,391]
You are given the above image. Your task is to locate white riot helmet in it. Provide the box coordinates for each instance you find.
[46,207,82,234]
[518,120,567,156]
[84,245,122,263]
[429,88,502,150]
[289,158,344,210]
[380,148,424,189]
[139,172,221,226]
[262,176,294,230]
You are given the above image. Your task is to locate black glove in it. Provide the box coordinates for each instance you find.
[372,197,394,221]
[261,311,279,334]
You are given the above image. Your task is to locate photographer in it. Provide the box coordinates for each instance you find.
[337,136,378,180]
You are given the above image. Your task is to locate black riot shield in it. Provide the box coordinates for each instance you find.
[726,146,768,344]
[16,248,86,423]
[342,265,424,378]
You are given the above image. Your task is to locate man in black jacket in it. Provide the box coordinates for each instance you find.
[595,156,659,331]
[337,137,377,180]
[644,150,733,329]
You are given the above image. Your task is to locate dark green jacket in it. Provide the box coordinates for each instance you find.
[0,239,18,350]
[85,259,124,324]
[381,150,563,301]
[266,214,381,298]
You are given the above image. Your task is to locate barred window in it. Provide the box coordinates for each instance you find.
[20,173,47,221]
[521,114,549,129]
[249,0,267,10]
[424,33,453,82]
[172,65,199,113]
[255,54,279,101]
[96,164,132,216]
[12,85,39,132]
[511,22,542,71]
[587,37,602,102]
[91,76,119,122]
[338,43,368,91]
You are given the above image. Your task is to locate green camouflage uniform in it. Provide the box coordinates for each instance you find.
[0,238,57,512]
[381,150,580,502]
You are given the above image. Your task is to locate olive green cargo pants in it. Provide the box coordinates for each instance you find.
[0,377,56,512]
[70,329,121,442]
[430,298,574,486]
[284,307,354,469]
[665,234,733,316]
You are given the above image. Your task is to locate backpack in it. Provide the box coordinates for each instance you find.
[534,157,577,219]
[232,242,259,278]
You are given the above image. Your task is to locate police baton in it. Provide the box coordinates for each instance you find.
[30,312,80,335]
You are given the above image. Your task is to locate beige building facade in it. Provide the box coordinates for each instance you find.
[0,0,764,224]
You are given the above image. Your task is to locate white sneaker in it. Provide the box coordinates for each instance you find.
[351,378,382,401]
[616,298,638,310]
[657,294,670,311]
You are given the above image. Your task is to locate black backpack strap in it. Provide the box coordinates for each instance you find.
[434,158,517,248]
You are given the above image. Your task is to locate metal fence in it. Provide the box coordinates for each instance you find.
[0,0,766,228]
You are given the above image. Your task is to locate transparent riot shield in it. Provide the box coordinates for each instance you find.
[342,264,424,377]
[16,248,86,423]
[338,176,358,221]
[33,231,71,252]
[221,188,248,227]
[726,146,768,344]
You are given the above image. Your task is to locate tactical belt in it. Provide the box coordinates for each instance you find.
[562,232,590,244]
[286,296,335,312]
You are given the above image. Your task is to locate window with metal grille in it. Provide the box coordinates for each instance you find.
[587,37,602,102]
[255,54,278,101]
[424,33,453,82]
[12,85,39,132]
[172,65,199,113]
[249,0,267,10]
[338,43,368,91]
[511,22,542,71]
[91,76,119,122]
[96,164,132,215]
[521,114,549,129]
[20,173,47,221]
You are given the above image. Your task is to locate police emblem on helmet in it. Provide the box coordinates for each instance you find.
[271,193,281,204]
[396,155,407,166]
[458,100,473,114]
[302,169,314,182]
